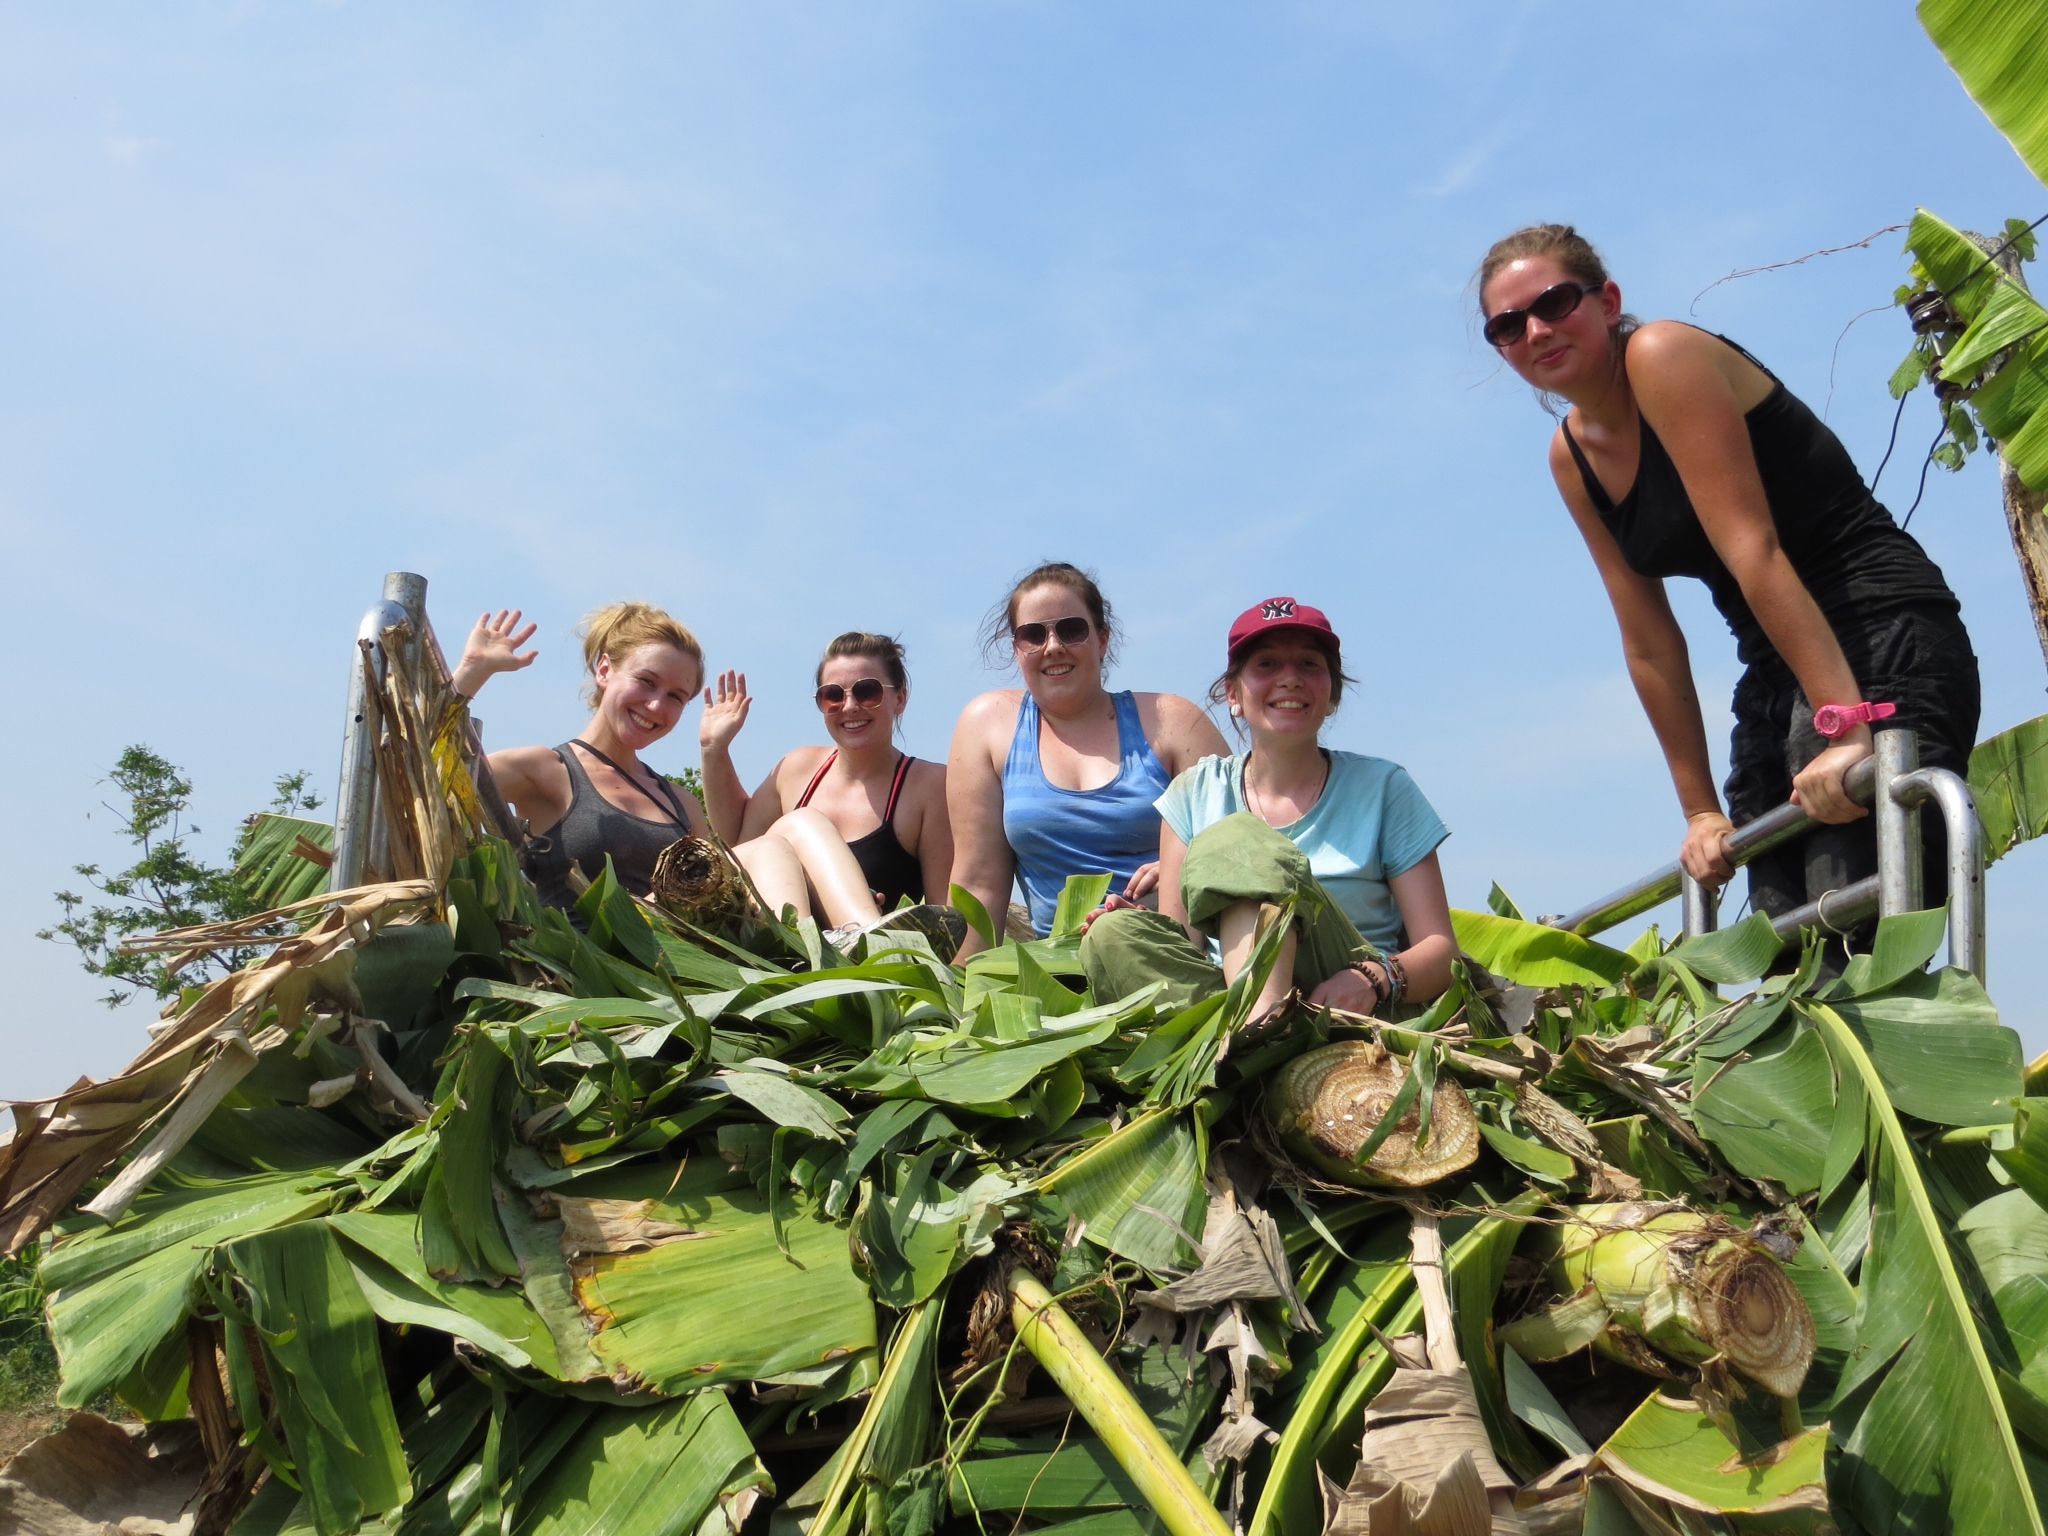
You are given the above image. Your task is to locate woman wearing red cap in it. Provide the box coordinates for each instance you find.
[1081,597,1459,1019]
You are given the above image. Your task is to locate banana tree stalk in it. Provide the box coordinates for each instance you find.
[1006,1270,1230,1536]
[1545,1203,1815,1399]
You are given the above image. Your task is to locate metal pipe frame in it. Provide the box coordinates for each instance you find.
[1546,730,1987,985]
[1889,766,1986,982]
[1552,755,1877,937]
[1874,725,1923,917]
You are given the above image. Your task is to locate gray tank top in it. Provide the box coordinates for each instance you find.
[525,740,693,910]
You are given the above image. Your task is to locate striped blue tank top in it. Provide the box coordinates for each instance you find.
[1002,690,1172,934]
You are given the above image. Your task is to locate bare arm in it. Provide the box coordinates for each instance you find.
[947,693,1020,959]
[449,610,539,700]
[484,745,571,836]
[697,670,754,840]
[1155,822,1195,940]
[1630,325,1870,824]
[1551,432,1735,883]
[1117,695,1227,903]
[1304,851,1457,1013]
[907,763,956,913]
[737,758,797,843]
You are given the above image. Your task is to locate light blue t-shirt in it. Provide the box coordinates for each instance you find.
[1156,750,1449,952]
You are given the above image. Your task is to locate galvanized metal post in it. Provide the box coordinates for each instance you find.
[1680,872,1718,938]
[331,573,429,891]
[364,573,429,882]
[1890,767,1987,982]
[1874,726,1923,917]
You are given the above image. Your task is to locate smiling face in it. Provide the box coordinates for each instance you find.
[816,652,906,750]
[592,642,703,750]
[1228,636,1334,742]
[1012,581,1107,708]
[1482,254,1624,398]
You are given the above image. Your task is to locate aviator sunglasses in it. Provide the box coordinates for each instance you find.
[814,678,895,708]
[1012,616,1093,650]
[1482,281,1603,348]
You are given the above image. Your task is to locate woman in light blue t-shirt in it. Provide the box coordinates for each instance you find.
[1081,597,1458,1019]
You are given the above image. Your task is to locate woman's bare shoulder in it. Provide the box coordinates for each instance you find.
[1129,692,1226,770]
[953,689,1025,737]
[488,743,565,776]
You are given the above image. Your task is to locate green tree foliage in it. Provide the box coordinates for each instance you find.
[38,746,321,1007]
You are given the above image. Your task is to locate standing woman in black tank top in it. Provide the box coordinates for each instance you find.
[698,632,953,923]
[1477,224,1978,928]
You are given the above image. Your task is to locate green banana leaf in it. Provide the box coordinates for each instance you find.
[1961,1188,2048,1408]
[1036,1107,1207,1273]
[552,1161,876,1392]
[950,1440,1142,1515]
[329,1208,563,1377]
[236,813,335,909]
[1449,909,1634,987]
[1829,967,2025,1126]
[514,1391,767,1536]
[1903,209,2048,489]
[419,1033,521,1282]
[1922,0,2048,188]
[1974,714,2048,864]
[1596,1392,1829,1516]
[1807,1002,2045,1535]
[1997,1098,2048,1208]
[224,1220,412,1535]
[1692,1016,1836,1193]
[1502,1346,1591,1458]
[44,1168,338,1406]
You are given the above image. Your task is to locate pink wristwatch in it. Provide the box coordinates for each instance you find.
[1812,701,1897,739]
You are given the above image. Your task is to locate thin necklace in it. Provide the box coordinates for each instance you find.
[1244,749,1329,827]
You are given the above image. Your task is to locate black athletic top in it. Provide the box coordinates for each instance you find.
[526,740,694,909]
[1561,331,1960,674]
[796,751,923,912]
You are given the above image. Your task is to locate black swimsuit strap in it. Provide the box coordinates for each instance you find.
[1558,419,1615,514]
[568,738,691,826]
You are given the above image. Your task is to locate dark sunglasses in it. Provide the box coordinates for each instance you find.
[1482,281,1603,348]
[1012,616,1093,650]
[815,678,895,708]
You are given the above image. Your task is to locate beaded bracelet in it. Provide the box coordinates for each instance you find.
[1380,952,1410,1008]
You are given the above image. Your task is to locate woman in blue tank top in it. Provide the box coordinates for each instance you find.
[947,562,1229,953]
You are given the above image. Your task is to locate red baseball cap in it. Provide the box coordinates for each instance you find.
[1227,597,1340,664]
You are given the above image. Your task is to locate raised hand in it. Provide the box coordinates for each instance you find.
[452,610,540,699]
[699,670,752,754]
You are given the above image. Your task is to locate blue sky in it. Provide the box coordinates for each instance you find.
[5,2,2047,1097]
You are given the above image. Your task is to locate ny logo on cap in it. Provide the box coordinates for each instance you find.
[1260,599,1296,620]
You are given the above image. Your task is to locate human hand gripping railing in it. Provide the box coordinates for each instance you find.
[1542,726,1985,982]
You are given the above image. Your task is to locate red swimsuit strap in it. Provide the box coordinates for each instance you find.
[795,751,838,809]
[881,753,914,824]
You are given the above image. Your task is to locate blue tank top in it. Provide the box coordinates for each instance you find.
[1003,690,1172,934]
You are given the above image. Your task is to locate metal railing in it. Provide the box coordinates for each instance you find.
[1544,726,1985,982]
[331,571,517,889]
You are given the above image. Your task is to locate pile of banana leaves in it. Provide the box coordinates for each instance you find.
[5,634,2048,1536]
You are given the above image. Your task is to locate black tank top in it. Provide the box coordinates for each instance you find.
[1561,331,1960,675]
[796,751,924,911]
[525,740,694,910]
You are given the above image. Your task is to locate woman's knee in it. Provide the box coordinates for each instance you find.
[771,806,849,849]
